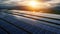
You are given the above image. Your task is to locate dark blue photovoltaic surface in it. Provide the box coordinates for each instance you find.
[0,13,60,34]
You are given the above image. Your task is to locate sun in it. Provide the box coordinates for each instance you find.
[28,1,38,7]
[27,0,39,8]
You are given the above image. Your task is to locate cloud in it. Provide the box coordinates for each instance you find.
[0,0,22,6]
[47,0,60,6]
[0,0,60,8]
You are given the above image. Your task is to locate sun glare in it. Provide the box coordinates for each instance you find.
[26,0,51,12]
[27,0,40,8]
[28,1,38,7]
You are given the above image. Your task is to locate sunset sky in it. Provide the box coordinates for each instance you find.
[0,0,60,8]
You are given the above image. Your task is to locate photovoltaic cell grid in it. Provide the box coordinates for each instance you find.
[0,12,60,34]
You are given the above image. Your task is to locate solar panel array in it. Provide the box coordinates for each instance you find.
[0,11,60,34]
